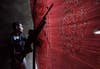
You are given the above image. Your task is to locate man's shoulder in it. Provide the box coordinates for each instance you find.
[9,32,15,36]
[20,33,26,40]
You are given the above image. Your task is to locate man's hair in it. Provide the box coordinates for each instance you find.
[12,21,21,30]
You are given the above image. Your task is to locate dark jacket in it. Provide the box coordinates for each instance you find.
[9,32,32,62]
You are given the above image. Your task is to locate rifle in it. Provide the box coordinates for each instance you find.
[28,3,54,43]
[24,3,54,69]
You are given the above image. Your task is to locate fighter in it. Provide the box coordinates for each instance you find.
[9,3,53,69]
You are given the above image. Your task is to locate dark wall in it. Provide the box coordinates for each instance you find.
[0,0,33,69]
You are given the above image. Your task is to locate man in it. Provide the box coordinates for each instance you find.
[9,22,32,69]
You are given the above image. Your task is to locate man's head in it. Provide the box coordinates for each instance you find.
[12,22,24,33]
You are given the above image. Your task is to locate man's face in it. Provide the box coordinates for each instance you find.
[16,23,24,33]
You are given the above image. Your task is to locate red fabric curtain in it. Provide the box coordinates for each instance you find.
[30,0,100,69]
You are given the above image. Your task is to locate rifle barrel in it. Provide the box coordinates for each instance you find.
[44,3,54,17]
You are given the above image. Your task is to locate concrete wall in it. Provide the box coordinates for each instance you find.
[0,0,33,69]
